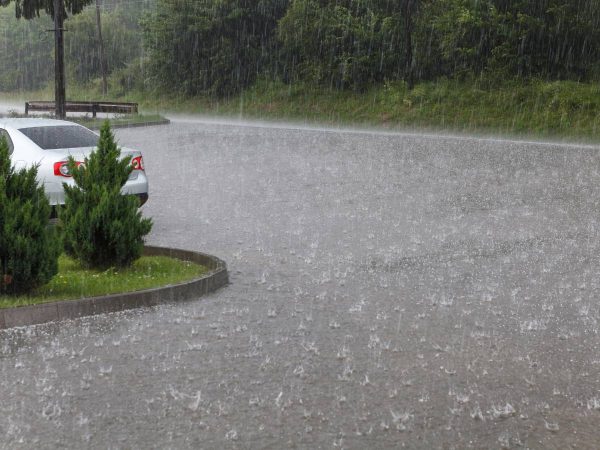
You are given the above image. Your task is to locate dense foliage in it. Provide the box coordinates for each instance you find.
[141,0,289,96]
[0,0,92,19]
[278,0,400,89]
[60,122,152,269]
[66,6,150,91]
[420,0,600,80]
[0,9,53,90]
[2,0,600,95]
[143,0,600,95]
[0,136,60,295]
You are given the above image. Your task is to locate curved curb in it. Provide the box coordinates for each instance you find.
[90,118,171,130]
[0,246,228,330]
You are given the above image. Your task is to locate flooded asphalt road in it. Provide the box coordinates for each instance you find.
[2,119,600,449]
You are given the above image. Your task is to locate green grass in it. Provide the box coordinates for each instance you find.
[4,77,600,141]
[0,255,208,309]
[180,78,600,142]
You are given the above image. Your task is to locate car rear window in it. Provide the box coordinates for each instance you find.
[19,125,99,150]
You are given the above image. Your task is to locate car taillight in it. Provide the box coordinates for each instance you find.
[54,161,84,177]
[131,156,144,171]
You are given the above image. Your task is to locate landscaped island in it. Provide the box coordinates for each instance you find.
[0,121,228,327]
[0,255,207,309]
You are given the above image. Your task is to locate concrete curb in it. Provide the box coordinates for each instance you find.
[0,246,228,330]
[88,118,171,130]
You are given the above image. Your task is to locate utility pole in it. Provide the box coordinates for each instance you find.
[53,0,66,119]
[95,0,108,96]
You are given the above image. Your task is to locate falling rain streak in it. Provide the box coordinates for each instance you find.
[2,0,600,447]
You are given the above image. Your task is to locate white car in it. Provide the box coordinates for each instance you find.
[0,118,148,210]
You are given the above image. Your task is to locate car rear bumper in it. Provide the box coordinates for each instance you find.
[45,172,149,206]
[50,192,149,218]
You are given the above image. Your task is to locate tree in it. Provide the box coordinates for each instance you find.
[0,2,150,91]
[0,0,94,118]
[400,0,420,88]
[0,8,53,91]
[60,122,152,269]
[0,137,60,295]
[95,0,108,96]
[142,0,289,97]
[420,0,600,81]
[278,0,408,90]
[0,0,90,18]
[64,6,144,86]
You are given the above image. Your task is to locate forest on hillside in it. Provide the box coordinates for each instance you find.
[1,0,600,97]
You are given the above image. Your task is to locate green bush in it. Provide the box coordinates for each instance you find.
[60,122,152,269]
[0,137,60,295]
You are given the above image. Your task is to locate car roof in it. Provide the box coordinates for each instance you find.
[0,118,80,130]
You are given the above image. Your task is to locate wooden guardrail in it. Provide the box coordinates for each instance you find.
[25,101,138,118]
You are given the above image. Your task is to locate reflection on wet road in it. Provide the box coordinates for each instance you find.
[2,120,600,448]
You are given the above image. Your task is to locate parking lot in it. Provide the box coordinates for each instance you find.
[1,119,600,448]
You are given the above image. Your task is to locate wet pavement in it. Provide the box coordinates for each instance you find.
[2,119,600,449]
[0,100,25,116]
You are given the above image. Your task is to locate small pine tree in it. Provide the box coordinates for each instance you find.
[0,136,60,295]
[60,122,152,269]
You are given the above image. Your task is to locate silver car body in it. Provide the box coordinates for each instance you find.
[0,118,148,206]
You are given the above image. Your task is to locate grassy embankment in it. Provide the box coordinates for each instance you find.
[3,78,600,140]
[205,79,600,141]
[0,255,207,309]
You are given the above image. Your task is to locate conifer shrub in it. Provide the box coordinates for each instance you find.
[60,122,152,269]
[0,136,60,295]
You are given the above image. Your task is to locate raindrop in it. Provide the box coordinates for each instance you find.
[544,420,560,432]
[490,403,516,419]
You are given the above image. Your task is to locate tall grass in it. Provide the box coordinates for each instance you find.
[207,78,600,141]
